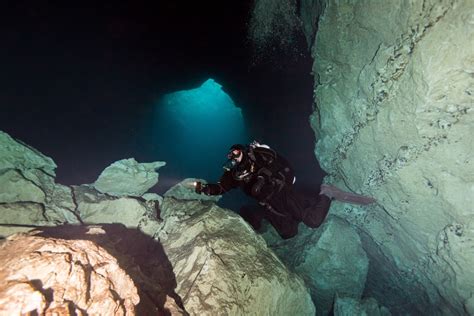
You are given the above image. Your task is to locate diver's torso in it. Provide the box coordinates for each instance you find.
[232,164,258,197]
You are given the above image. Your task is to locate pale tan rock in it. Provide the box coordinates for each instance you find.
[158,197,315,316]
[28,224,187,315]
[305,0,474,314]
[0,232,139,315]
[0,281,46,314]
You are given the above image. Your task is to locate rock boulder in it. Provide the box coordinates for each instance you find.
[263,216,369,315]
[158,197,316,315]
[0,131,80,237]
[0,131,56,177]
[334,296,391,316]
[302,0,474,314]
[73,185,162,238]
[93,158,166,197]
[0,232,140,315]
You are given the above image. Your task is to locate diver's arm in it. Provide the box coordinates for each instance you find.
[195,171,237,196]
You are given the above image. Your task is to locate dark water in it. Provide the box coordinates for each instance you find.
[0,0,324,211]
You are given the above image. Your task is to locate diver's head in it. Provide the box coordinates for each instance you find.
[228,144,245,162]
[223,144,246,170]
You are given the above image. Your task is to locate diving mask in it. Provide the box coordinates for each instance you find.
[223,149,242,171]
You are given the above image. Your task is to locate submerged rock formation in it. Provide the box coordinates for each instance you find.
[303,0,473,314]
[72,184,162,237]
[32,224,187,315]
[93,158,166,197]
[252,0,472,314]
[158,197,316,315]
[0,132,165,239]
[333,296,390,316]
[0,231,140,315]
[0,131,80,237]
[0,130,316,315]
[263,216,369,315]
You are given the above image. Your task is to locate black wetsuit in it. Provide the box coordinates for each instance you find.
[202,146,331,239]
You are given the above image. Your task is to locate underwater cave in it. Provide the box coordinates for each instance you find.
[1,0,473,315]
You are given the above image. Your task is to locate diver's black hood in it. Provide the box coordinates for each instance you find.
[223,144,249,171]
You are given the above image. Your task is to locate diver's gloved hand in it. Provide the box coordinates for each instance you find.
[194,181,210,195]
[195,181,203,194]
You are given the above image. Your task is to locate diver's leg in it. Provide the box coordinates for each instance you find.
[276,186,330,229]
[264,210,299,239]
[301,194,332,228]
[239,205,265,230]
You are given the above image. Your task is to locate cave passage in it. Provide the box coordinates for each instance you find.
[152,78,250,192]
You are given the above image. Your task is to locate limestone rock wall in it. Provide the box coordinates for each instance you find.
[304,0,474,314]
[158,197,316,316]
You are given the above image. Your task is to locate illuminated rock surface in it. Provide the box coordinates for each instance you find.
[158,197,316,315]
[262,216,369,315]
[302,0,473,314]
[93,158,166,197]
[0,131,315,315]
[0,231,140,315]
[31,224,187,315]
[164,178,221,202]
[72,184,161,237]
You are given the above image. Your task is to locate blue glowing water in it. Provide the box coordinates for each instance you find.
[153,78,249,190]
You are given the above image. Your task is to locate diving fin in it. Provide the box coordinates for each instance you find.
[320,184,376,205]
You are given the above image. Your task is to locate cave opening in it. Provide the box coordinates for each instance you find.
[151,78,250,190]
[0,0,324,203]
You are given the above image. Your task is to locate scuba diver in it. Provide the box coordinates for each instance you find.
[194,141,375,239]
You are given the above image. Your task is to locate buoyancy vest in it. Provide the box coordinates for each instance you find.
[247,141,295,187]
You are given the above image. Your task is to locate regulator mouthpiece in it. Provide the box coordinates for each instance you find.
[223,159,237,171]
